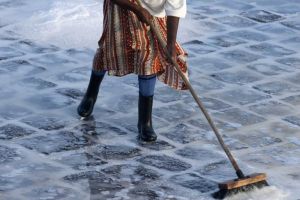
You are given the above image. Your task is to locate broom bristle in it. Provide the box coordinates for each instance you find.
[212,180,269,199]
[212,173,268,199]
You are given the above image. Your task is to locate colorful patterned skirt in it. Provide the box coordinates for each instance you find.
[93,0,189,90]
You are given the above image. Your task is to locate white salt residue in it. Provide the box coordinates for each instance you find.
[177,13,202,43]
[225,186,290,200]
[288,137,300,146]
[11,0,194,49]
[13,0,103,49]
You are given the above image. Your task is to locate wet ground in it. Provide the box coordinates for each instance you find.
[0,0,300,199]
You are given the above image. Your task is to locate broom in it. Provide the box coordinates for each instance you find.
[135,1,269,199]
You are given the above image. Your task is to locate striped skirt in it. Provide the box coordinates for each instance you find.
[93,0,189,90]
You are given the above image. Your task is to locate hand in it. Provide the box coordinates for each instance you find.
[135,7,153,25]
[166,44,177,64]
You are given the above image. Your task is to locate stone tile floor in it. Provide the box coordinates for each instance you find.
[0,0,300,199]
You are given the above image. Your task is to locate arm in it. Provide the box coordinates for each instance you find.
[165,0,186,60]
[167,16,180,59]
[111,0,152,25]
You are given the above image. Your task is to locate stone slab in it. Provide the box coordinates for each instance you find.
[210,70,262,85]
[18,131,96,154]
[137,155,192,172]
[213,108,266,126]
[211,88,271,105]
[253,81,300,95]
[221,50,263,63]
[0,124,36,140]
[215,16,257,28]
[241,10,283,23]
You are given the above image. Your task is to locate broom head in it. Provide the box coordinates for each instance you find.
[212,173,268,199]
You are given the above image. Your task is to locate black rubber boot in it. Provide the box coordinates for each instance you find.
[77,71,104,117]
[137,93,157,142]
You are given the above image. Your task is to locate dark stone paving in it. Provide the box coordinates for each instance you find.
[127,187,160,200]
[0,176,33,192]
[241,10,284,23]
[0,145,22,164]
[247,63,291,76]
[215,16,257,28]
[281,20,300,30]
[189,77,225,93]
[213,108,266,126]
[21,114,68,131]
[74,120,128,139]
[249,101,292,117]
[215,1,255,11]
[135,139,175,151]
[63,170,125,197]
[175,146,224,162]
[183,96,231,111]
[211,88,271,105]
[210,70,262,85]
[276,57,300,69]
[247,43,296,57]
[188,117,238,133]
[182,40,219,55]
[160,123,213,144]
[154,86,188,103]
[56,67,90,83]
[0,124,36,140]
[195,21,226,33]
[190,12,208,20]
[29,54,74,67]
[115,94,139,113]
[153,103,196,122]
[221,49,264,63]
[22,185,82,200]
[193,6,226,16]
[65,48,94,61]
[0,160,63,177]
[281,36,300,47]
[11,40,59,54]
[282,95,300,106]
[21,77,57,90]
[229,30,270,42]
[53,152,108,170]
[283,115,300,127]
[101,164,161,184]
[0,60,46,75]
[271,4,300,15]
[1,0,300,199]
[56,88,84,100]
[137,155,192,172]
[256,23,296,35]
[232,130,283,148]
[253,81,300,95]
[208,35,246,48]
[169,173,217,193]
[0,47,25,61]
[88,144,141,160]
[0,105,32,120]
[25,93,75,110]
[243,143,300,166]
[197,160,239,181]
[18,131,96,154]
[188,57,232,72]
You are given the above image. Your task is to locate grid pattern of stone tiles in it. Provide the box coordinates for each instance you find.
[0,0,300,199]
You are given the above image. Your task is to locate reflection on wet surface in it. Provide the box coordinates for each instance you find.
[0,0,300,199]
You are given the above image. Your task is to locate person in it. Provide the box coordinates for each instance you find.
[77,0,189,142]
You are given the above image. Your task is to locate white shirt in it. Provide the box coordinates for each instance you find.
[139,0,187,18]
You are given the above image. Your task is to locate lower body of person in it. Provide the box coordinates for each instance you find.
[77,0,189,142]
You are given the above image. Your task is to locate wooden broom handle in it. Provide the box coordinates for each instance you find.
[135,0,244,177]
